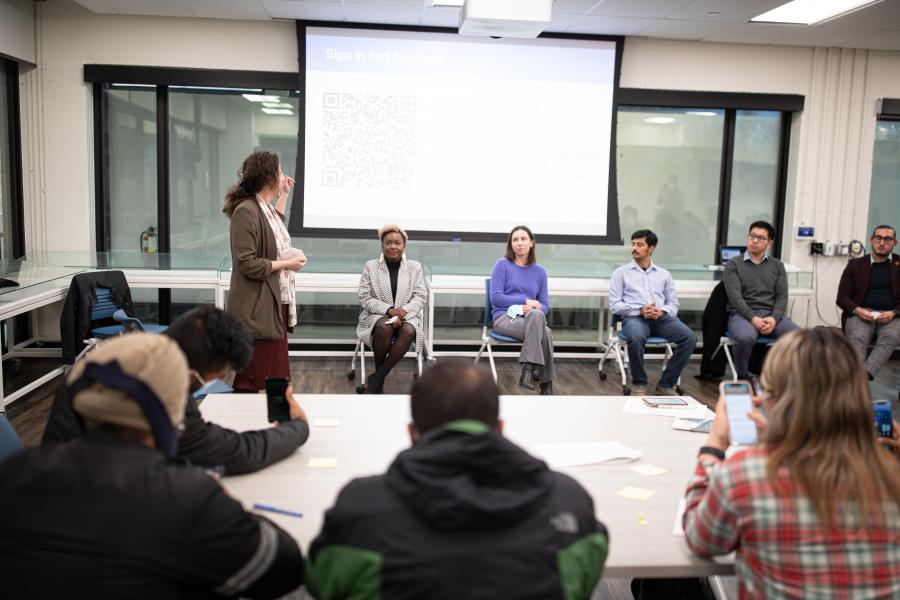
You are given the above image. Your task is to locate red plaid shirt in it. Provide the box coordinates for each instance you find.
[684,447,900,599]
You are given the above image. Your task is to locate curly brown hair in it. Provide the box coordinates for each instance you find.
[223,151,281,217]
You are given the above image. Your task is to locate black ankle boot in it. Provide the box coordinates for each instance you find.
[532,364,544,382]
[365,373,384,394]
[519,364,535,391]
[540,381,553,395]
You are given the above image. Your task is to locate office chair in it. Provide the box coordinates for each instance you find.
[90,288,167,338]
[599,311,683,395]
[474,278,521,383]
[710,332,775,382]
[0,411,24,462]
[346,337,423,394]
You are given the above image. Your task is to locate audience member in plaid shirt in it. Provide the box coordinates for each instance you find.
[683,327,900,599]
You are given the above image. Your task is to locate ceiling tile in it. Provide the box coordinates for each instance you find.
[183,0,270,20]
[342,3,421,25]
[668,0,786,22]
[823,0,900,29]
[702,22,804,44]
[102,0,192,17]
[261,0,345,20]
[637,18,731,40]
[419,5,459,27]
[837,28,900,51]
[554,0,602,15]
[588,0,695,19]
[774,25,873,47]
[546,11,581,32]
[565,15,657,35]
[73,0,118,14]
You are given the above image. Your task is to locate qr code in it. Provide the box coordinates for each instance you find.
[321,92,416,190]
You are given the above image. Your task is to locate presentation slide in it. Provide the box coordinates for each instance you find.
[300,26,618,238]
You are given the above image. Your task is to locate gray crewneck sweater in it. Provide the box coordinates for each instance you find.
[723,254,789,321]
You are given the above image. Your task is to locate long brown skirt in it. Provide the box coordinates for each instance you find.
[233,305,291,392]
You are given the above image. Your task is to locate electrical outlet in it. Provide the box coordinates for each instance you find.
[810,242,823,255]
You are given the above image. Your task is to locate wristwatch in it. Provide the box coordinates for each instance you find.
[698,445,725,461]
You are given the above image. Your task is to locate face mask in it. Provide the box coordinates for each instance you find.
[191,370,234,401]
[507,304,525,322]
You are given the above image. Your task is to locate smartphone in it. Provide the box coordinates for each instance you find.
[720,381,758,445]
[266,378,290,423]
[873,400,893,442]
[642,397,688,407]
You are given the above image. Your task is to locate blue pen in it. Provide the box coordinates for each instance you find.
[253,503,303,518]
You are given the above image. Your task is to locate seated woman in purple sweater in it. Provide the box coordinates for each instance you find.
[490,225,555,394]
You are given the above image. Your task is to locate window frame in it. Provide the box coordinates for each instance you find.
[2,58,25,258]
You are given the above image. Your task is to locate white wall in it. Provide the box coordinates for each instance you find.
[0,0,35,65]
[19,2,900,324]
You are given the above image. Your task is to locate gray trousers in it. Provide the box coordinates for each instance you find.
[728,310,800,378]
[493,310,555,382]
[844,315,900,377]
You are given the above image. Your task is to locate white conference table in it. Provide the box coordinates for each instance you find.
[201,393,733,579]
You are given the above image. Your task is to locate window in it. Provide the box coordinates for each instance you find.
[617,89,798,262]
[168,87,299,256]
[867,118,900,236]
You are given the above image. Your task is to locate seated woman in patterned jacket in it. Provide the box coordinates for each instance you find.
[356,224,427,394]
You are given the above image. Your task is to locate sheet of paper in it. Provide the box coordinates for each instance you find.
[630,464,668,477]
[313,418,340,428]
[308,457,339,469]
[672,417,713,433]
[621,396,714,421]
[617,486,655,501]
[673,498,687,536]
[531,441,641,468]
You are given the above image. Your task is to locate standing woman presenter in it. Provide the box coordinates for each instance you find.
[224,151,306,392]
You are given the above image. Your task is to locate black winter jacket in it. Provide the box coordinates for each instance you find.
[42,380,309,476]
[60,270,135,363]
[306,420,609,600]
[0,429,304,599]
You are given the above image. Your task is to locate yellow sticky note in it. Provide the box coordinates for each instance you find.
[637,514,648,526]
[630,464,668,477]
[313,418,340,428]
[308,457,339,469]
[617,486,656,501]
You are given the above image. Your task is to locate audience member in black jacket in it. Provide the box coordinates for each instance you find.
[0,333,303,599]
[44,305,310,475]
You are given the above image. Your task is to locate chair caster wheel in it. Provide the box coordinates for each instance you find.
[356,385,366,394]
[346,371,355,381]
[623,386,631,396]
[413,372,419,380]
[599,371,607,380]
[676,385,684,395]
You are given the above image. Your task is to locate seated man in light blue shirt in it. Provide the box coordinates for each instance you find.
[609,230,697,396]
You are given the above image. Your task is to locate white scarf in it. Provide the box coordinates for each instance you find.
[257,196,297,328]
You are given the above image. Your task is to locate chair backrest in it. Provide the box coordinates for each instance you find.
[113,309,145,332]
[0,413,23,462]
[483,278,493,328]
[92,287,119,321]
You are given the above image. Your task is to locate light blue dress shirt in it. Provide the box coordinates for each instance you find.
[609,259,679,317]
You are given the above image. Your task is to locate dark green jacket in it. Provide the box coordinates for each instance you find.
[306,420,608,599]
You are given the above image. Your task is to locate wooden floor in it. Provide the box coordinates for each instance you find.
[4,354,898,600]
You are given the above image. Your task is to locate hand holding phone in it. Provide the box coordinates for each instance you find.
[720,381,758,445]
[873,400,894,453]
[266,378,291,423]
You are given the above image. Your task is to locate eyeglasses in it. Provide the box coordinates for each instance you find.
[748,233,769,242]
[872,236,895,243]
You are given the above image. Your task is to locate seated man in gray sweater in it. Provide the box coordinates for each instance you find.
[723,220,800,379]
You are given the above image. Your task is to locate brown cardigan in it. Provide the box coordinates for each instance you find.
[836,253,900,327]
[227,198,292,340]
